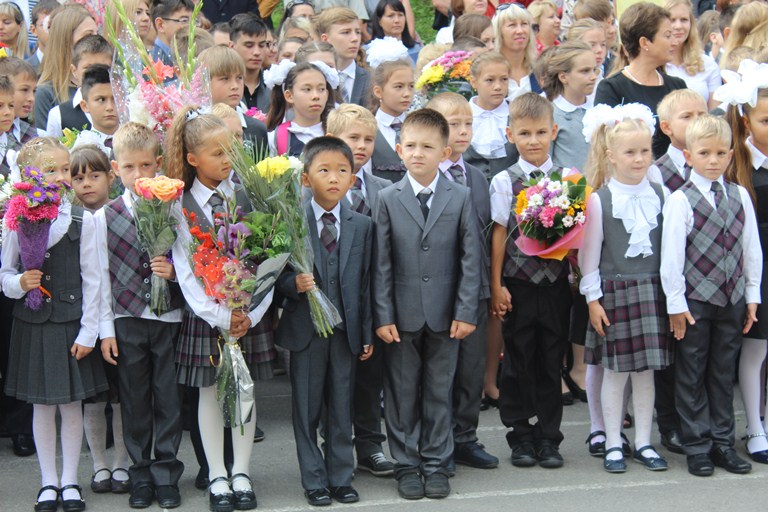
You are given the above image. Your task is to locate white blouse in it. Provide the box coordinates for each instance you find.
[665,53,721,103]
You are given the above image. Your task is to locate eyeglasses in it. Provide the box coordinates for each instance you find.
[161,17,202,26]
[495,2,526,12]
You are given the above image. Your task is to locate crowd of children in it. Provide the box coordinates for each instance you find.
[1,0,768,510]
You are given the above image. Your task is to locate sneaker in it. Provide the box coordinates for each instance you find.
[357,452,395,476]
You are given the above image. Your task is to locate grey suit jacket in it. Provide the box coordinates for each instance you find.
[350,64,371,106]
[373,174,481,332]
[275,202,373,353]
[371,130,406,183]
[465,162,492,300]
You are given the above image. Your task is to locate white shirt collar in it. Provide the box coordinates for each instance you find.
[517,157,554,176]
[666,145,687,173]
[288,122,324,140]
[553,95,590,112]
[470,97,508,118]
[748,137,768,170]
[607,177,661,258]
[36,48,43,63]
[310,198,342,223]
[73,88,83,107]
[689,169,726,196]
[406,171,440,197]
[360,159,372,175]
[0,132,7,160]
[439,156,466,177]
[191,176,235,208]
[12,118,21,140]
[375,109,405,126]
[340,61,356,79]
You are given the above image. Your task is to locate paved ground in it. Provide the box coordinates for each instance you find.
[1,375,767,511]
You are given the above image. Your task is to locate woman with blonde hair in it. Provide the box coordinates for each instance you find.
[493,3,538,99]
[0,2,30,59]
[528,0,561,55]
[104,0,153,49]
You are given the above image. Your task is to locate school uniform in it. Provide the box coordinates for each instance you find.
[237,108,269,151]
[465,98,518,180]
[268,122,323,157]
[0,119,39,177]
[275,200,373,491]
[95,191,186,487]
[490,158,572,447]
[339,61,371,106]
[46,87,92,138]
[243,72,271,114]
[551,96,591,172]
[374,172,481,477]
[661,172,761,455]
[654,145,691,193]
[26,48,42,76]
[371,110,406,183]
[744,141,768,340]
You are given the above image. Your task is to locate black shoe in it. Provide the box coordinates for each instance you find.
[129,483,154,509]
[480,396,499,411]
[660,430,684,455]
[304,488,332,506]
[110,468,131,494]
[562,370,588,402]
[687,454,715,477]
[633,445,668,471]
[710,446,752,474]
[536,442,564,469]
[397,472,424,500]
[510,441,537,467]
[253,425,265,443]
[329,485,359,503]
[454,441,499,469]
[209,477,235,512]
[424,473,450,499]
[156,485,181,508]
[745,433,768,464]
[195,467,210,490]
[34,486,59,512]
[60,485,85,512]
[562,391,574,406]
[12,433,35,456]
[603,447,627,473]
[230,474,257,510]
[90,469,112,493]
[620,432,632,457]
[586,431,606,457]
[357,452,395,476]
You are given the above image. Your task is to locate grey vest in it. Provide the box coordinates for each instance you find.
[655,153,689,193]
[318,243,345,331]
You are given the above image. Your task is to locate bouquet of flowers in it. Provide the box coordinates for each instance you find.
[415,50,474,100]
[244,107,267,123]
[132,176,185,316]
[228,146,343,337]
[3,167,64,309]
[514,172,592,260]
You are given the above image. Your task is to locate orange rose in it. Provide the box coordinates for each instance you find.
[149,176,185,202]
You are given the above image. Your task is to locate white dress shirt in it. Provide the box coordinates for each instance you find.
[406,171,439,208]
[665,54,722,103]
[95,190,183,339]
[45,88,92,138]
[375,109,406,151]
[507,74,532,101]
[311,199,341,241]
[0,200,100,347]
[470,97,509,159]
[339,61,356,103]
[267,122,323,155]
[660,171,761,314]
[748,138,768,169]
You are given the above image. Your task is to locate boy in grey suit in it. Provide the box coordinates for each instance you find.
[275,137,374,507]
[373,109,482,500]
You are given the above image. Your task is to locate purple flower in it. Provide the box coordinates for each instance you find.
[28,186,46,203]
[217,222,252,259]
[23,167,42,180]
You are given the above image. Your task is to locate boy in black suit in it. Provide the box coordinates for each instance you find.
[276,136,374,507]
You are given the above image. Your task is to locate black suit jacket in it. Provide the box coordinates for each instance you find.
[201,0,261,24]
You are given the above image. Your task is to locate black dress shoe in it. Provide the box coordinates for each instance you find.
[34,485,59,512]
[455,441,499,468]
[710,446,752,474]
[129,483,154,509]
[12,433,35,456]
[562,370,588,402]
[195,467,210,490]
[424,473,450,499]
[397,472,424,500]
[660,430,684,455]
[253,425,265,443]
[586,431,606,457]
[110,468,131,494]
[329,485,359,503]
[304,488,332,506]
[536,442,564,469]
[687,454,714,477]
[60,484,85,512]
[90,469,112,493]
[562,391,574,406]
[209,477,235,512]
[230,473,258,510]
[156,485,181,508]
[479,396,499,411]
[510,441,538,467]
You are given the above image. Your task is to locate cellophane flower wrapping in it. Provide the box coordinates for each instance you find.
[227,144,343,338]
[514,172,592,261]
[415,50,474,100]
[132,176,185,316]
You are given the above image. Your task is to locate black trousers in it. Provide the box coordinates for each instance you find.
[0,293,32,437]
[655,364,680,436]
[452,300,489,445]
[499,278,571,446]
[352,338,386,459]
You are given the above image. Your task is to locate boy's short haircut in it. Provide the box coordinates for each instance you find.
[685,114,732,149]
[451,36,486,52]
[150,0,195,26]
[326,104,378,136]
[0,57,37,82]
[173,30,215,63]
[0,76,15,96]
[31,0,59,25]
[719,4,740,34]
[70,144,111,178]
[470,50,510,78]
[723,45,753,71]
[401,108,450,146]
[199,45,246,77]
[313,7,359,37]
[72,35,113,67]
[211,102,239,120]
[302,135,355,171]
[211,21,231,34]
[81,64,112,100]
[426,92,472,118]
[573,0,613,22]
[112,122,161,160]
[509,92,554,125]
[229,13,268,42]
[657,89,707,122]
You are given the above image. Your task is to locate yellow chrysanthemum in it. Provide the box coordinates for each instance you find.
[415,65,445,89]
[255,156,291,182]
[514,189,528,216]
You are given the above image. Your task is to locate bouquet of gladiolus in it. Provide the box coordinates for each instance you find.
[415,50,474,100]
[228,145,344,337]
[3,167,64,309]
[514,172,592,260]
[132,176,185,316]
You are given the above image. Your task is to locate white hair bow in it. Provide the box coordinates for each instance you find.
[713,59,768,111]
[309,60,340,90]
[582,103,656,143]
[365,37,410,69]
[264,59,297,89]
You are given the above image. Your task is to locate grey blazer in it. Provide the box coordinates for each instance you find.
[465,162,492,300]
[371,130,406,183]
[373,174,481,332]
[275,202,373,353]
[350,64,371,106]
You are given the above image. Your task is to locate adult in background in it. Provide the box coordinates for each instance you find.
[369,0,422,62]
[493,3,539,99]
[435,0,490,44]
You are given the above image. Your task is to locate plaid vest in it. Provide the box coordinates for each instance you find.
[681,180,746,307]
[655,153,689,192]
[503,164,569,284]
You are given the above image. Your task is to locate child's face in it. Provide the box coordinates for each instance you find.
[265,32,278,67]
[12,72,36,119]
[285,69,329,123]
[231,33,268,73]
[42,148,72,186]
[305,51,336,69]
[72,166,112,210]
[211,73,245,108]
[379,5,405,38]
[222,116,244,143]
[157,8,193,39]
[470,62,509,111]
[0,92,14,134]
[279,41,302,62]
[112,149,161,192]
[746,98,768,153]
[301,150,354,210]
[444,111,474,157]
[0,13,21,46]
[606,129,653,185]
[71,54,113,86]
[661,97,708,149]
[213,30,231,46]
[500,17,530,53]
[537,7,561,39]
[481,25,495,50]
[560,51,598,99]
[334,122,376,171]
[600,17,616,47]
[186,129,232,188]
[81,84,118,134]
[30,13,51,48]
[374,67,414,117]
[683,136,732,182]
[73,17,98,44]
[582,28,606,67]
[506,116,557,167]
[134,1,152,40]
[321,21,361,62]
[396,125,452,182]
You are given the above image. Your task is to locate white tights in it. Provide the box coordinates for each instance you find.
[83,403,131,481]
[586,365,631,444]
[602,369,657,460]
[33,401,84,502]
[739,338,768,453]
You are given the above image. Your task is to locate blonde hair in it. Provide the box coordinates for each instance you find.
[279,15,316,41]
[165,106,229,189]
[567,18,605,42]
[112,122,160,161]
[722,2,768,67]
[493,4,536,72]
[38,4,94,103]
[470,50,511,78]
[17,137,69,171]
[0,2,29,59]
[540,41,594,101]
[426,91,472,117]
[585,118,651,189]
[173,30,215,64]
[326,104,378,136]
[686,114,731,149]
[105,0,149,43]
[509,91,553,124]
[211,102,239,121]
[199,45,246,77]
[415,43,451,74]
[313,6,359,37]
[657,89,706,122]
[527,0,558,25]
[722,46,754,72]
[665,0,704,76]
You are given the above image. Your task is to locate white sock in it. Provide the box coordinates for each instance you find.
[59,401,84,501]
[602,368,629,460]
[33,404,59,502]
[740,338,768,452]
[110,404,131,479]
[586,365,605,443]
[198,386,231,495]
[629,371,656,457]
[83,403,109,477]
[230,414,257,493]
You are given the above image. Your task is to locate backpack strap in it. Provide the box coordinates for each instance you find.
[276,122,291,156]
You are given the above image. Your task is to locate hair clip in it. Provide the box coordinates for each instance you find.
[309,60,340,90]
[186,106,211,121]
[366,37,410,68]
[582,103,655,143]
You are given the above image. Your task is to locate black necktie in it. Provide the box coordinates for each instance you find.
[417,189,432,221]
[529,169,544,181]
[448,164,466,186]
[320,212,338,253]
[104,137,113,149]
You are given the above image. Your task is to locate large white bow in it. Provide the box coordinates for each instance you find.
[713,59,768,108]
[582,103,656,143]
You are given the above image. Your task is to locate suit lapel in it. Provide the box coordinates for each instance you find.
[306,206,325,281]
[396,179,426,229]
[339,204,355,275]
[423,176,451,238]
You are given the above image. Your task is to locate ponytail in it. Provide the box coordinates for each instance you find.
[165,106,228,190]
[585,124,611,189]
[725,101,760,202]
[265,62,334,131]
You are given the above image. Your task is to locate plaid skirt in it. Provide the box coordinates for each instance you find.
[585,275,672,372]
[175,310,276,388]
